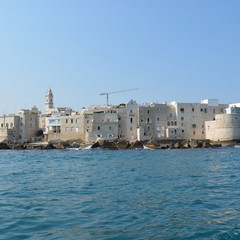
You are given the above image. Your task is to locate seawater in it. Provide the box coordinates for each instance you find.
[1,148,240,240]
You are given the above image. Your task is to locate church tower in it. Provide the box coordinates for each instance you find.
[45,87,54,114]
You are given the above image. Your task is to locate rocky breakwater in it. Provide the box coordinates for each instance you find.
[91,138,144,150]
[90,138,222,150]
[0,139,223,150]
[144,139,222,149]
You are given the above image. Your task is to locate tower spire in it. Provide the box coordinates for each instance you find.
[45,87,54,114]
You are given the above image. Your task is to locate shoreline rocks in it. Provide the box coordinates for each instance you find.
[0,138,236,150]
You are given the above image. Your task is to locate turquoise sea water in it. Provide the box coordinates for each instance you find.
[0,148,240,240]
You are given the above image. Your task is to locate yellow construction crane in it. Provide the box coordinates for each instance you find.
[100,88,139,106]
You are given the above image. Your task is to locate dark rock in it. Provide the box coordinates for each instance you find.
[174,142,183,149]
[145,139,161,149]
[43,143,55,150]
[116,139,130,149]
[71,142,80,148]
[91,142,100,148]
[100,140,118,150]
[130,140,144,149]
[210,142,222,148]
[189,139,200,148]
[55,143,65,149]
[0,142,10,149]
[96,138,105,147]
[202,141,211,148]
[12,143,25,150]
[181,140,190,148]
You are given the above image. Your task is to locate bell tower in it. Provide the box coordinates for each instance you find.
[45,87,54,113]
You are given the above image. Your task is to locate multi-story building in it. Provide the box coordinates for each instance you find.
[0,106,40,144]
[137,103,169,141]
[120,100,138,141]
[16,108,40,143]
[60,113,83,141]
[169,99,228,140]
[0,115,19,143]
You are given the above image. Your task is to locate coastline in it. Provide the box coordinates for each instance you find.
[1,138,238,150]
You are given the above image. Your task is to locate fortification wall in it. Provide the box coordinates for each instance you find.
[206,114,240,141]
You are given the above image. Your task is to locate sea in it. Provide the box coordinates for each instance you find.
[0,147,240,240]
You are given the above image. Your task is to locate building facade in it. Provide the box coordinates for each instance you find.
[206,106,240,141]
[0,115,19,143]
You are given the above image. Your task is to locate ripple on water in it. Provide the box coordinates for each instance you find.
[0,148,240,239]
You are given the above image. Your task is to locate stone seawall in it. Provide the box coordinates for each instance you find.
[0,138,237,150]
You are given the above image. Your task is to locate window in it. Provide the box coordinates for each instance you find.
[76,127,79,132]
[109,126,112,130]
[1,123,3,127]
[201,108,203,112]
[193,131,196,135]
[175,121,177,126]
[180,108,184,112]
[204,108,207,113]
[147,110,150,114]
[157,117,160,121]
[118,117,121,120]
[6,123,9,128]
[71,119,73,124]
[167,121,170,126]
[98,126,100,130]
[87,120,89,124]
[182,130,184,133]
[147,118,150,123]
[76,118,79,124]
[192,108,194,112]
[148,126,150,130]
[66,119,68,124]
[170,113,172,117]
[130,118,133,124]
[181,117,184,121]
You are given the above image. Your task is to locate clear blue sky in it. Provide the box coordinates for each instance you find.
[1,0,240,113]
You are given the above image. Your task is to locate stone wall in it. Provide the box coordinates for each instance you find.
[206,113,240,141]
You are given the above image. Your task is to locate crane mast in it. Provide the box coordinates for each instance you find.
[99,88,138,106]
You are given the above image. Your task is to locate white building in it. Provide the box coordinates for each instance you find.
[206,106,240,141]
